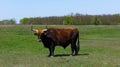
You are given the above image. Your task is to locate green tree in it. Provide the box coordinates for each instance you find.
[65,16,74,25]
[92,17,102,25]
[9,19,16,24]
[20,18,29,24]
[0,19,16,25]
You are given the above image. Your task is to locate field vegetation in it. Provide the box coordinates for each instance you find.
[0,25,120,67]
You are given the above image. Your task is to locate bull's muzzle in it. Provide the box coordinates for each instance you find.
[38,39,42,42]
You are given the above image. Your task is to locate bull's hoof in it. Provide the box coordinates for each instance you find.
[48,55,54,58]
[69,54,73,56]
[49,56,54,58]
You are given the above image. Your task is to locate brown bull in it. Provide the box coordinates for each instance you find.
[31,26,80,57]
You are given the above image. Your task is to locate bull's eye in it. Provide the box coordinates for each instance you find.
[34,33,38,35]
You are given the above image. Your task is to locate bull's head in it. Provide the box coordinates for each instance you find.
[31,24,47,42]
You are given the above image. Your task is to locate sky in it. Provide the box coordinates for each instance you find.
[0,0,120,23]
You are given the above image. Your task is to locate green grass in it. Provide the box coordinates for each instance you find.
[0,25,120,67]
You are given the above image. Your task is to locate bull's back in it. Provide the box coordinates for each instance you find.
[49,27,78,42]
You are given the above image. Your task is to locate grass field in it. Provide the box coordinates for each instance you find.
[0,25,120,67]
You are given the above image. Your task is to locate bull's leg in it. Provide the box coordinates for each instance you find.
[75,45,78,55]
[48,45,55,57]
[71,39,78,56]
[74,41,79,55]
[70,42,75,56]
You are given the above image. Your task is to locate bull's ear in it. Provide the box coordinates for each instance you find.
[42,29,47,35]
[33,30,39,35]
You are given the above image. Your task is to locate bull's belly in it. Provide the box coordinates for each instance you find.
[42,39,71,49]
[56,41,71,49]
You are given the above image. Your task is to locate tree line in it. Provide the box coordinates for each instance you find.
[0,19,16,25]
[20,13,120,25]
[0,13,120,25]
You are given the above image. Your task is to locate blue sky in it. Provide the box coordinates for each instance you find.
[0,0,120,23]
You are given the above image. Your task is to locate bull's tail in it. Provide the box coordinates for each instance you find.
[77,31,80,52]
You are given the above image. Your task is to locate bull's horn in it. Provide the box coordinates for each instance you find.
[31,24,36,31]
[46,23,48,29]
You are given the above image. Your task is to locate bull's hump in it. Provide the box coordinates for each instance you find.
[66,27,78,30]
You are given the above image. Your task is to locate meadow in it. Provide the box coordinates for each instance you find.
[0,25,120,67]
